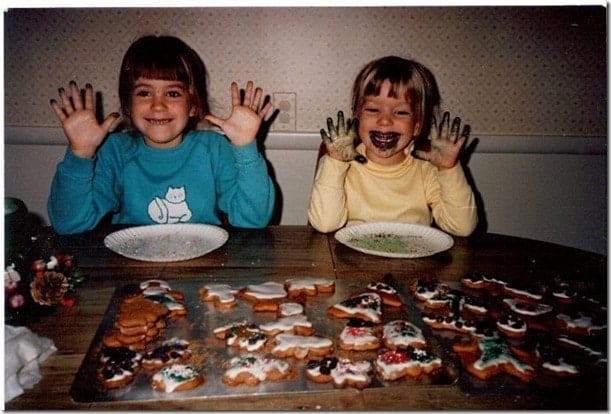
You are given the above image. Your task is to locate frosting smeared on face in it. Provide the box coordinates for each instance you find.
[369,131,401,151]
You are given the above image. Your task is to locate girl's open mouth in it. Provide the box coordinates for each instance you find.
[369,131,400,151]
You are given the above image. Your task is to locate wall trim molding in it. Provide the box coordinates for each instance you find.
[4,126,607,155]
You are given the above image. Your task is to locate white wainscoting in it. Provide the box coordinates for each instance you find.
[4,127,607,255]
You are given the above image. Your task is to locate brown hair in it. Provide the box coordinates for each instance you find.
[118,35,209,131]
[351,56,440,139]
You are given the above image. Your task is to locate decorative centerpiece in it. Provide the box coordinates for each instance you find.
[5,241,86,325]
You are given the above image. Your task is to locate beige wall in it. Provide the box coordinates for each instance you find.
[4,6,606,135]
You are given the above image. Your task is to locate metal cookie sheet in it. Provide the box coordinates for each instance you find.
[70,277,457,403]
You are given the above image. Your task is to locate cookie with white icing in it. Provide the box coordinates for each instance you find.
[555,310,607,337]
[98,346,142,389]
[259,314,315,336]
[366,281,402,307]
[338,318,380,351]
[375,348,442,381]
[222,354,295,386]
[496,313,528,339]
[326,292,382,324]
[142,337,191,371]
[305,357,372,389]
[151,364,205,392]
[382,320,426,350]
[452,335,535,383]
[213,320,269,352]
[271,333,334,360]
[239,281,287,303]
[199,283,238,309]
[285,278,335,297]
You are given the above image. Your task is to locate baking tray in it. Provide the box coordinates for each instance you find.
[70,276,457,403]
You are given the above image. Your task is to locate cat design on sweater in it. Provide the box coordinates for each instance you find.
[148,186,193,224]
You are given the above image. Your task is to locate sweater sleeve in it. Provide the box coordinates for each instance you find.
[425,163,478,237]
[217,140,276,228]
[307,155,350,233]
[47,146,120,235]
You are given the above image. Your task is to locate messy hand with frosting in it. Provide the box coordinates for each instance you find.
[320,111,367,163]
[412,111,470,170]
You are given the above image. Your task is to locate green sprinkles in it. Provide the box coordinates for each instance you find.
[349,233,426,254]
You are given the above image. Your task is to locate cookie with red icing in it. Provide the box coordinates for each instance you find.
[222,354,295,386]
[305,357,373,389]
[382,320,426,350]
[374,347,442,381]
[338,318,380,351]
[150,363,205,392]
[452,334,535,383]
[326,292,382,324]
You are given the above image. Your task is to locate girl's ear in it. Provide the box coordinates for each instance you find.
[413,121,422,137]
[189,105,198,117]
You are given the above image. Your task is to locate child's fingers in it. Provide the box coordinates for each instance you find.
[50,99,67,121]
[326,117,337,140]
[230,82,240,107]
[84,83,95,110]
[203,113,223,128]
[242,81,254,108]
[449,116,461,143]
[336,111,346,136]
[69,81,83,110]
[258,101,272,119]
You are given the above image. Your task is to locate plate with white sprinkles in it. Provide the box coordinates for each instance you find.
[104,223,228,262]
[334,222,453,258]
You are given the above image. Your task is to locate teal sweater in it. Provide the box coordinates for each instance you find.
[48,130,275,234]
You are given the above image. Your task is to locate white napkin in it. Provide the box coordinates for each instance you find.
[4,325,57,402]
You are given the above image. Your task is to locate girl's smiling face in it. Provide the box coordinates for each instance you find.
[357,79,421,165]
[130,77,197,148]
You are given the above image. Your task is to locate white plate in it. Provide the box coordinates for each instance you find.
[104,224,228,262]
[334,222,453,258]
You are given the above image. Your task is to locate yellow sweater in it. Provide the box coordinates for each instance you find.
[308,143,478,236]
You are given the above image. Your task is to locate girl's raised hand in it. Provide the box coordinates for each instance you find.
[412,111,469,170]
[204,81,272,146]
[50,81,120,159]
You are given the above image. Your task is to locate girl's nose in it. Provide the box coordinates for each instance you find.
[377,112,393,126]
[151,94,166,110]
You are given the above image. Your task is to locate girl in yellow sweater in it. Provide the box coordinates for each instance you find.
[308,56,478,236]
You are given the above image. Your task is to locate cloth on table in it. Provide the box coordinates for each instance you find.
[4,324,57,402]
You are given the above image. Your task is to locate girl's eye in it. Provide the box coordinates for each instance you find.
[134,90,151,98]
[363,107,379,113]
[167,90,183,98]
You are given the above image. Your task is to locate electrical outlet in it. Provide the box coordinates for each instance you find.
[272,92,296,131]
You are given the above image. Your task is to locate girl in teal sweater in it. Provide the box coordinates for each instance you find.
[48,35,275,234]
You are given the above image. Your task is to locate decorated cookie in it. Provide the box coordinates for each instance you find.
[412,280,451,302]
[271,333,334,360]
[326,292,382,324]
[213,320,269,352]
[240,281,287,303]
[142,337,191,371]
[305,357,373,389]
[382,320,426,350]
[366,281,402,307]
[555,310,607,337]
[338,318,380,351]
[374,348,443,381]
[285,278,335,297]
[452,335,535,383]
[150,364,205,392]
[502,297,554,329]
[502,281,547,303]
[222,354,295,386]
[259,314,315,336]
[421,313,478,335]
[98,346,142,389]
[496,313,528,339]
[199,283,239,309]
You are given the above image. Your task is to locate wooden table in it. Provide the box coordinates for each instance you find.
[4,225,607,410]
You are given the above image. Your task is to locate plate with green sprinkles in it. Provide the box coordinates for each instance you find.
[334,222,454,258]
